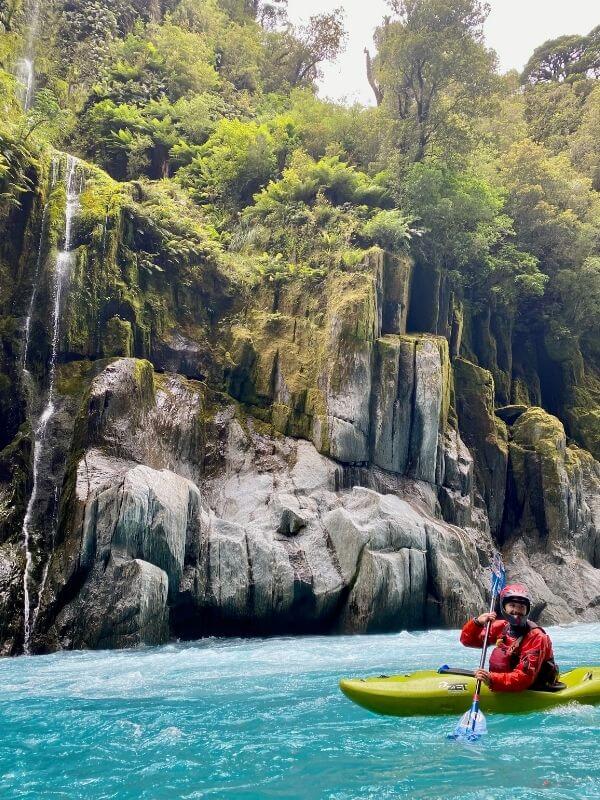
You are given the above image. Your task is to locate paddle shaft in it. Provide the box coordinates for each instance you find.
[466,590,498,732]
[451,554,505,739]
[475,591,497,690]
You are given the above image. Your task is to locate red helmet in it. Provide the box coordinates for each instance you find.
[500,583,531,614]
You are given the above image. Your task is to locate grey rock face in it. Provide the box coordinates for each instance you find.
[370,335,413,473]
[19,347,600,653]
[83,464,201,598]
[340,548,427,633]
[37,450,199,650]
[34,360,495,647]
[152,330,211,380]
[62,557,169,650]
[186,427,490,635]
[409,337,448,484]
[325,330,374,464]
[381,253,413,335]
[371,335,450,485]
[454,358,508,536]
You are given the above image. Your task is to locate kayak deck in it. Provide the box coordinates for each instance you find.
[339,667,600,716]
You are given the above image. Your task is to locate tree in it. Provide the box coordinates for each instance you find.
[217,0,287,26]
[88,27,219,108]
[215,20,265,91]
[584,25,600,78]
[523,80,592,152]
[553,258,600,339]
[373,0,497,163]
[55,0,120,95]
[261,9,346,92]
[80,98,183,179]
[522,27,600,84]
[522,35,586,84]
[170,0,229,35]
[243,151,395,265]
[21,88,73,144]
[286,89,382,169]
[150,23,220,98]
[399,162,544,306]
[501,139,600,275]
[361,209,412,250]
[570,84,600,190]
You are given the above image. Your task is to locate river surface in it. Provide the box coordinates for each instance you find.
[1,624,599,799]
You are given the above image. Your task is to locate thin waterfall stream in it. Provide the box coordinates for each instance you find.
[15,0,41,110]
[21,154,83,654]
[22,156,59,374]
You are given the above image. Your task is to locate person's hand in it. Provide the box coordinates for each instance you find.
[476,611,497,625]
[475,669,492,687]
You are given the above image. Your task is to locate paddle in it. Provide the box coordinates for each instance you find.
[449,552,506,742]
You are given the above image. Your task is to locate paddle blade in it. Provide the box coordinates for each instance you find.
[448,708,487,741]
[490,552,506,596]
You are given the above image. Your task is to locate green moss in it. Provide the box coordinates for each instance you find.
[511,407,566,451]
[454,357,496,417]
[132,358,156,407]
[508,407,577,539]
[56,361,96,397]
[566,407,600,462]
[327,271,378,343]
[512,378,532,406]
[103,316,134,358]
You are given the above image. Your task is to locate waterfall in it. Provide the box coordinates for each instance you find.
[22,154,83,655]
[16,57,35,111]
[23,156,59,373]
[16,0,42,110]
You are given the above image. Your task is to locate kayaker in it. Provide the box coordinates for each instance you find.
[460,583,560,692]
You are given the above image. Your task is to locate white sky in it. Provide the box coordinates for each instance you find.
[285,0,600,105]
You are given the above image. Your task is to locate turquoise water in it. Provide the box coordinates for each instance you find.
[1,625,599,800]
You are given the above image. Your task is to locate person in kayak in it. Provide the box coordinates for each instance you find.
[460,583,560,692]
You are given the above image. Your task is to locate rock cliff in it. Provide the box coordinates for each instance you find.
[0,151,599,654]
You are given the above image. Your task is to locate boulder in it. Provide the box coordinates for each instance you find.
[62,557,169,650]
[339,548,427,633]
[84,464,201,598]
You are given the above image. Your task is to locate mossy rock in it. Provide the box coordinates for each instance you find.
[511,407,567,453]
[56,361,96,397]
[0,425,32,542]
[454,357,508,534]
[103,316,134,358]
[507,407,577,541]
[565,407,600,462]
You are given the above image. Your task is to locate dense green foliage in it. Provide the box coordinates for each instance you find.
[0,0,599,391]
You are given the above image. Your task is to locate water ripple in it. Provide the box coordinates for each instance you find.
[0,624,599,799]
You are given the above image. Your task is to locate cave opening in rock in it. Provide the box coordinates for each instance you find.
[406,260,439,335]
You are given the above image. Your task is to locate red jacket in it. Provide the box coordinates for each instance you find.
[460,618,556,692]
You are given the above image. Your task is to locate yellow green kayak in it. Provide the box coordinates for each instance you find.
[340,667,600,716]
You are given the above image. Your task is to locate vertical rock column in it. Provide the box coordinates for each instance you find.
[453,358,508,536]
[370,334,450,484]
[325,268,381,463]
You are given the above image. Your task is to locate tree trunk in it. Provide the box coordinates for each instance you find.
[364,49,383,106]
